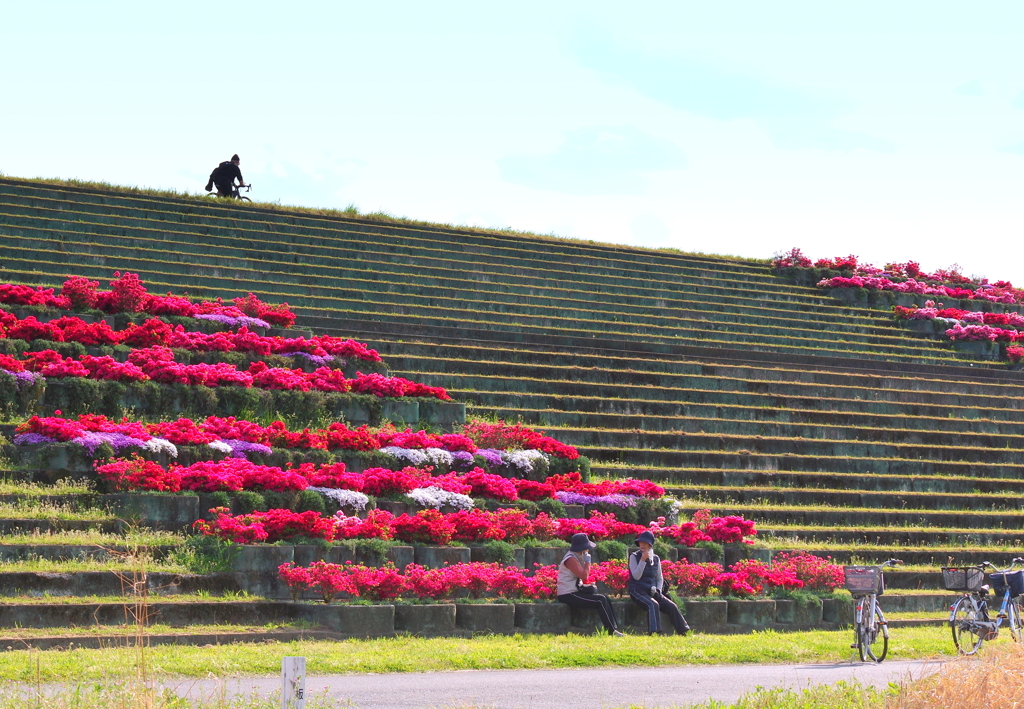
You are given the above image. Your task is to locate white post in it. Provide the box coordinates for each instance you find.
[282,656,306,709]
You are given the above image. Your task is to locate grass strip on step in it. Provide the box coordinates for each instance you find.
[0,558,188,573]
[0,621,313,640]
[0,530,183,546]
[0,481,94,496]
[0,626,972,681]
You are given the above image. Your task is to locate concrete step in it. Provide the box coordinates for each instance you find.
[666,484,1024,512]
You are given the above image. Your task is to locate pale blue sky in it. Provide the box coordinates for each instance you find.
[3,1,1024,281]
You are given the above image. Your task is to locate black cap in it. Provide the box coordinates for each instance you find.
[569,533,596,552]
[635,530,656,547]
[231,154,240,162]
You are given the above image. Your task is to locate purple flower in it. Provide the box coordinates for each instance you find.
[71,432,147,455]
[13,433,57,446]
[555,491,639,508]
[279,352,336,367]
[195,313,271,329]
[476,448,505,468]
[221,438,274,459]
[450,450,475,470]
[1,369,41,390]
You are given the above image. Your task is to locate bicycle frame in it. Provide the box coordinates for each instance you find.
[848,558,899,662]
[949,558,1024,654]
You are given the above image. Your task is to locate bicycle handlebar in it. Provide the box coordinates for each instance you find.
[978,558,1024,573]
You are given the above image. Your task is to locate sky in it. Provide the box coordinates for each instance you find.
[2,1,1024,281]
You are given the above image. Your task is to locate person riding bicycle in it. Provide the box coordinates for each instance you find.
[205,154,247,197]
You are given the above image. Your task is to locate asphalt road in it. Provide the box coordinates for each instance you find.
[169,659,942,708]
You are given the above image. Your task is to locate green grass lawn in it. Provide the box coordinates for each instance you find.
[0,626,981,681]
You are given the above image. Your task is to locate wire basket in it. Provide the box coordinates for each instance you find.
[989,570,1024,599]
[942,567,985,593]
[844,566,884,596]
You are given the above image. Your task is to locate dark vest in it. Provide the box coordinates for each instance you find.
[628,550,659,594]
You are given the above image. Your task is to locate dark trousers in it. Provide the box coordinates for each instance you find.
[629,589,690,634]
[557,592,618,633]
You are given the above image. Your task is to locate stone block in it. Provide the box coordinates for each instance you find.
[456,603,515,634]
[514,602,570,632]
[104,493,199,532]
[727,599,775,627]
[293,545,328,567]
[418,401,466,430]
[676,548,709,564]
[469,546,526,568]
[822,597,854,624]
[683,600,728,630]
[524,547,564,571]
[381,400,419,425]
[230,545,294,574]
[299,604,395,637]
[389,546,415,570]
[394,603,456,635]
[562,505,585,519]
[792,599,823,625]
[723,546,772,568]
[413,546,471,569]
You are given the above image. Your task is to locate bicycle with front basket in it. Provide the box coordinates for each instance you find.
[845,558,902,662]
[206,183,252,202]
[945,558,1024,655]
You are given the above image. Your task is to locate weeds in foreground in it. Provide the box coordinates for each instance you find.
[0,682,346,708]
[894,642,1024,707]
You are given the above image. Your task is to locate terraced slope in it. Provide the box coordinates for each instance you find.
[2,176,1024,565]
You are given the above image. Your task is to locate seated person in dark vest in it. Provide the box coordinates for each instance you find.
[629,530,690,635]
[556,533,623,636]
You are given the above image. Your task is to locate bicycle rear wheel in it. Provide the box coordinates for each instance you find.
[859,603,888,662]
[951,596,985,655]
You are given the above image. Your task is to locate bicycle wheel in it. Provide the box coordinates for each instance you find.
[239,196,251,202]
[1009,597,1023,643]
[951,596,985,655]
[860,603,889,662]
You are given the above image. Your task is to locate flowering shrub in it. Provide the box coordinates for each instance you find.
[276,560,561,602]
[662,560,722,596]
[232,292,296,328]
[462,421,579,459]
[0,273,305,328]
[61,276,100,310]
[95,455,181,492]
[771,551,845,592]
[770,247,812,269]
[276,554,836,603]
[193,507,335,543]
[704,515,758,544]
[4,347,446,398]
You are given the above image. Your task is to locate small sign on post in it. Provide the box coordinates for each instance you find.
[282,656,306,709]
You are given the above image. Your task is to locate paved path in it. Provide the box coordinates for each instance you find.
[169,660,942,708]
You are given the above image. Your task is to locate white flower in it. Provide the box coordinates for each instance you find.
[309,487,370,511]
[421,447,453,469]
[503,449,548,474]
[207,440,233,454]
[143,437,178,458]
[406,486,475,510]
[379,446,428,466]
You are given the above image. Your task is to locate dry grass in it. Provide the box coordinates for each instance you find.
[892,643,1024,708]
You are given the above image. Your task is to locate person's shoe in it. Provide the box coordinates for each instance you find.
[612,630,625,637]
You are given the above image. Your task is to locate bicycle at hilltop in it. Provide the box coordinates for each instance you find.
[206,183,252,202]
[845,558,902,662]
[945,558,1024,655]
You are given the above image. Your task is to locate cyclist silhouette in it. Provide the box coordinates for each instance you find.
[205,154,247,197]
